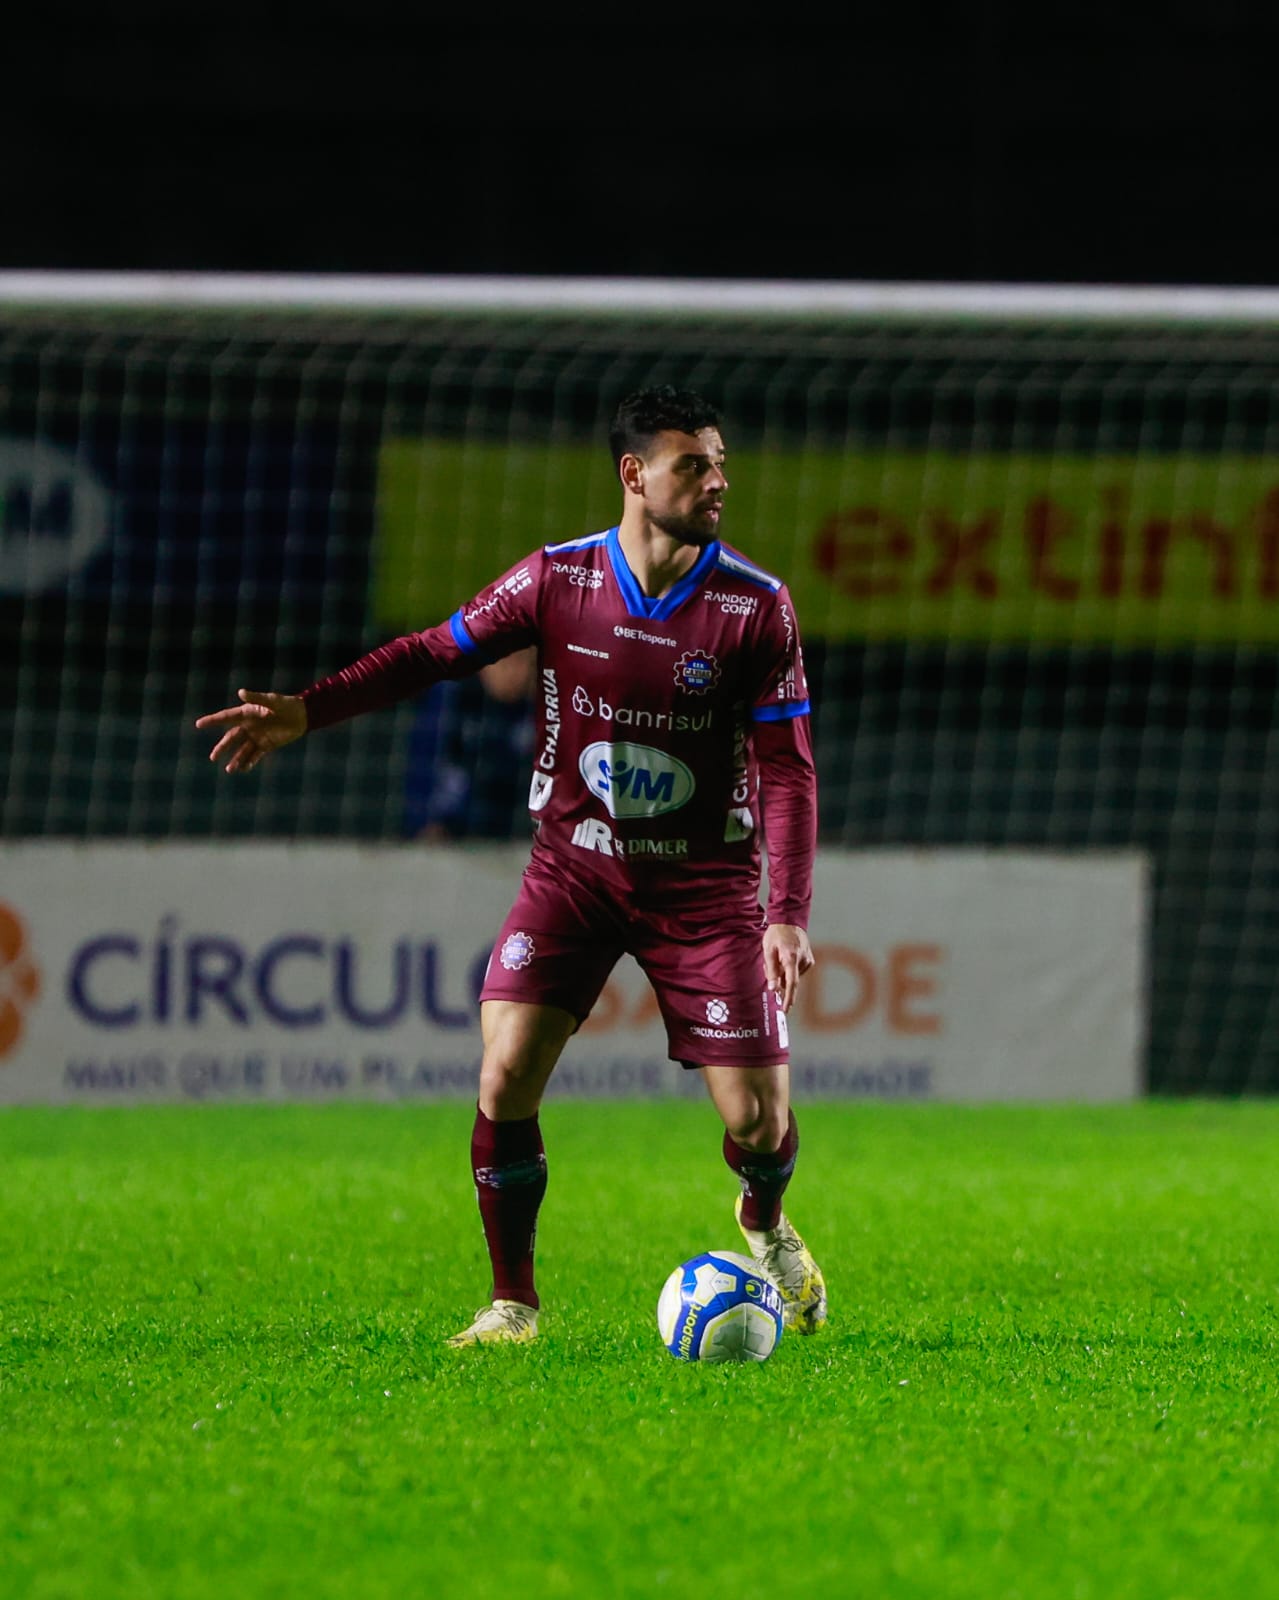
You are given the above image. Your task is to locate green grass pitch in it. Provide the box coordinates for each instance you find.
[2,1100,1278,1599]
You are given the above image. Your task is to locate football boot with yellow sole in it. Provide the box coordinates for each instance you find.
[446,1299,539,1347]
[735,1196,828,1334]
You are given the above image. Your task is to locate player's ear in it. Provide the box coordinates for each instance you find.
[619,451,646,497]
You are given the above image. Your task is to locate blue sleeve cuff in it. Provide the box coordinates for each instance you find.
[449,610,480,654]
[752,699,811,722]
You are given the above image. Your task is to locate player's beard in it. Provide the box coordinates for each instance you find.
[650,505,722,547]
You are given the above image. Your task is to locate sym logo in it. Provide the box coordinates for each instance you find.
[0,438,113,593]
[579,741,695,819]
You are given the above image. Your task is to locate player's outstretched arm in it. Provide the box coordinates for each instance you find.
[195,689,307,773]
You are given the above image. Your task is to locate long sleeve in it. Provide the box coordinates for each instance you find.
[300,623,475,731]
[299,554,542,731]
[755,713,817,928]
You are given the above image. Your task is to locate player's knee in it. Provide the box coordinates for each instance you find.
[725,1101,789,1154]
[478,1055,543,1119]
[479,1039,551,1091]
[477,1012,572,1118]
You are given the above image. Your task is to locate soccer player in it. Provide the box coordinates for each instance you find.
[195,387,827,1346]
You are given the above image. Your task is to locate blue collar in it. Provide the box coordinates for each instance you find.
[605,526,721,622]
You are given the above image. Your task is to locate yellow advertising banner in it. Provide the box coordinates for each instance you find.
[378,440,1279,644]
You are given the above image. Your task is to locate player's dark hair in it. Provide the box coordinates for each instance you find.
[608,386,720,467]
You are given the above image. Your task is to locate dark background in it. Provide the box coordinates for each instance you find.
[6,7,1279,1094]
[7,5,1279,284]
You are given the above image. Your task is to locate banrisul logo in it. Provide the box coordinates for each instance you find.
[579,742,695,819]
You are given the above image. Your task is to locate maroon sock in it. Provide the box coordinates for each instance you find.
[471,1107,547,1309]
[724,1110,799,1232]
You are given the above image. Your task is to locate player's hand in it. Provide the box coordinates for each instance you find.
[195,690,307,773]
[763,924,815,1014]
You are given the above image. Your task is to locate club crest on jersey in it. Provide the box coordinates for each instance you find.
[499,931,536,971]
[674,650,720,696]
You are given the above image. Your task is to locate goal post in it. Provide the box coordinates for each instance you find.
[3,272,1279,1093]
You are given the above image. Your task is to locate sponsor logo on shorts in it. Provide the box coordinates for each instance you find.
[703,589,758,617]
[614,624,678,648]
[570,687,712,734]
[691,992,771,1043]
[759,990,789,1046]
[550,562,603,588]
[570,820,688,859]
[579,741,695,819]
[499,931,536,971]
[674,650,721,695]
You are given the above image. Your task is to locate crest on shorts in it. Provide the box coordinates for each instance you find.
[674,650,720,696]
[500,931,536,971]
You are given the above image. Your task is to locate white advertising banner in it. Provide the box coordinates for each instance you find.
[0,844,1145,1105]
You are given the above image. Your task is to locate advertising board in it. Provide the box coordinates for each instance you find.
[0,844,1144,1104]
[378,439,1279,644]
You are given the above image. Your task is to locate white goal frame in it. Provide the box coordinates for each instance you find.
[4,271,1279,324]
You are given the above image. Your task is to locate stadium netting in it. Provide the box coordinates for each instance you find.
[4,275,1279,1093]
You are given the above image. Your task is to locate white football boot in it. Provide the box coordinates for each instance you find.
[446,1299,539,1348]
[735,1196,828,1334]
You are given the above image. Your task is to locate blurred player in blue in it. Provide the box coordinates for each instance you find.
[405,648,537,842]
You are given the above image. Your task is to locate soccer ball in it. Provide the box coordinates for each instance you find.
[656,1249,784,1363]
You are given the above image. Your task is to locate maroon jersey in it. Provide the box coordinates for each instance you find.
[301,526,816,925]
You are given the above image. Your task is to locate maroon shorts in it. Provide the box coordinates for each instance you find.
[479,853,790,1069]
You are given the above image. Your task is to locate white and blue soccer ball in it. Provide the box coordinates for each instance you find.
[657,1249,784,1363]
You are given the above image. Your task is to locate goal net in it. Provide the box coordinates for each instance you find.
[3,274,1279,1093]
